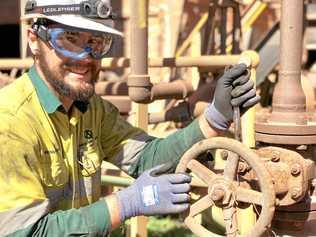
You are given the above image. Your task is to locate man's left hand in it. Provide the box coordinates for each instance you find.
[204,63,260,131]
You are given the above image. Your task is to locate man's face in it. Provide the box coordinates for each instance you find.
[36,26,102,102]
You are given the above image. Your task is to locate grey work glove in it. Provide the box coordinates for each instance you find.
[204,63,260,130]
[116,163,191,222]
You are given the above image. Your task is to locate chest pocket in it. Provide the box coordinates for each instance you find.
[39,148,69,187]
[79,140,102,177]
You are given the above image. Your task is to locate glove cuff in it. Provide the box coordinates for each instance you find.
[204,102,231,131]
[116,186,139,222]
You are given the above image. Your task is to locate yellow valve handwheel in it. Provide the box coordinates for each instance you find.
[176,137,276,237]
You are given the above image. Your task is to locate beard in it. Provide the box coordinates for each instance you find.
[38,52,99,102]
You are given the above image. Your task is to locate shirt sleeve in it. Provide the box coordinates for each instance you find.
[127,119,205,178]
[6,200,110,237]
[0,113,111,237]
[100,100,155,173]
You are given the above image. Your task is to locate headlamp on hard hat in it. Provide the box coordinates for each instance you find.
[25,0,116,20]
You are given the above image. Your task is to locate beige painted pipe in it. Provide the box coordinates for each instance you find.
[96,80,194,101]
[0,55,245,70]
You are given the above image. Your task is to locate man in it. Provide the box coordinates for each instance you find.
[0,0,260,236]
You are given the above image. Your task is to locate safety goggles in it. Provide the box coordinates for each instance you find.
[35,24,113,60]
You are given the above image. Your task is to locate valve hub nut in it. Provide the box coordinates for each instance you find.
[271,151,280,162]
[211,188,225,202]
[291,187,302,200]
[220,150,228,160]
[291,163,301,176]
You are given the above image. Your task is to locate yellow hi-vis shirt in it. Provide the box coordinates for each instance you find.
[0,66,151,236]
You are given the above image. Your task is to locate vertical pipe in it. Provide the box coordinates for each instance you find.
[129,1,149,236]
[128,0,152,103]
[202,1,217,55]
[20,0,28,59]
[232,5,241,54]
[220,7,227,54]
[239,66,257,236]
[272,0,305,114]
[131,0,148,75]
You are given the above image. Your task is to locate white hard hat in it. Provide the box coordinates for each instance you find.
[22,0,123,36]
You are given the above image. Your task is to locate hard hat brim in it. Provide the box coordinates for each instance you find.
[21,13,123,36]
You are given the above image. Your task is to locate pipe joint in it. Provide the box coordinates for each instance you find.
[127,74,152,87]
[239,50,260,68]
[128,74,153,104]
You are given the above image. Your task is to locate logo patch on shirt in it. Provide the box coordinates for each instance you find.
[84,129,93,140]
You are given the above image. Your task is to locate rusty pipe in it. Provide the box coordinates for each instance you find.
[272,0,305,115]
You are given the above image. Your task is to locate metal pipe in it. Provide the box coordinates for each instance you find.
[101,175,133,187]
[151,80,194,100]
[149,102,191,124]
[0,55,242,70]
[95,81,128,96]
[220,7,228,54]
[0,58,34,69]
[101,174,208,188]
[202,1,217,55]
[271,0,305,115]
[148,101,209,124]
[100,96,131,114]
[127,0,152,103]
[95,80,194,101]
[232,3,241,54]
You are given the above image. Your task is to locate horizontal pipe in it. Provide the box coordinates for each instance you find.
[148,101,209,124]
[95,81,128,95]
[101,174,207,188]
[96,79,193,102]
[105,56,242,68]
[101,175,133,187]
[151,80,194,100]
[101,96,131,114]
[192,101,209,117]
[149,102,191,124]
[0,58,34,69]
[0,55,242,70]
[0,51,258,70]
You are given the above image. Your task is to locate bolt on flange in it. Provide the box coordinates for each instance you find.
[220,150,229,160]
[290,187,302,200]
[290,163,301,176]
[271,151,280,162]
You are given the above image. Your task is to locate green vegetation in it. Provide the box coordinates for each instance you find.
[109,216,196,237]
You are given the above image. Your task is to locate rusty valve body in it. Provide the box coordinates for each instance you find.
[235,146,314,207]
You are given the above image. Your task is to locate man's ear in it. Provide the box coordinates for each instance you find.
[27,28,40,56]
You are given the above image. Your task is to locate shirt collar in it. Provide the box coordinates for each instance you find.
[28,65,89,114]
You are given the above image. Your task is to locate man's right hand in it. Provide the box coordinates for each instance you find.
[116,163,191,222]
